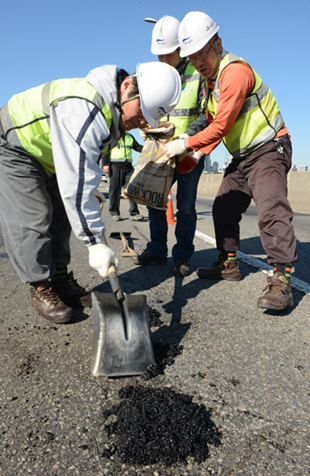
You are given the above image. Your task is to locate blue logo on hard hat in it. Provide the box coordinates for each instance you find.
[156,38,165,44]
[182,36,193,45]
[157,106,167,116]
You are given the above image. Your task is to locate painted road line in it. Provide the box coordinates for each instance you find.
[195,230,310,294]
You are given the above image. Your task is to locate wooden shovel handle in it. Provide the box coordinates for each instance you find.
[108,264,125,303]
[120,233,128,249]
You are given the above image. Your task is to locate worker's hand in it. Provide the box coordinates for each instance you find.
[88,243,119,278]
[103,165,109,174]
[165,139,187,158]
[176,150,203,174]
[178,133,190,141]
[139,129,148,141]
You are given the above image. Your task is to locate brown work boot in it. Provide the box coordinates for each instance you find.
[131,249,167,266]
[196,259,241,281]
[257,272,293,310]
[31,281,75,323]
[173,259,191,277]
[53,271,92,307]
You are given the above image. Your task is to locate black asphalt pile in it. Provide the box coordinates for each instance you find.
[102,385,221,467]
[146,306,182,379]
[142,342,183,379]
[147,305,164,327]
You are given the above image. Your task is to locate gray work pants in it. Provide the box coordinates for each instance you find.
[0,145,71,284]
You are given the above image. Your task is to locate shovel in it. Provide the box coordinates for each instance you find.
[110,232,137,258]
[132,225,149,243]
[91,265,155,377]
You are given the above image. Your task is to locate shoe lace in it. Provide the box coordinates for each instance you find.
[210,259,225,270]
[36,285,63,306]
[67,274,84,291]
[263,275,289,295]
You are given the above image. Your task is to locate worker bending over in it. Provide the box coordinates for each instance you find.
[0,62,181,323]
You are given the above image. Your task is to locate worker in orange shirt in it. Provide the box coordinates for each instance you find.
[165,11,297,311]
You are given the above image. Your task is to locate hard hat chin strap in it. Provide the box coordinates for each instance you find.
[208,40,221,81]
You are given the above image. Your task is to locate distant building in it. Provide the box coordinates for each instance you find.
[211,161,219,173]
[297,165,308,171]
[204,155,211,173]
[291,164,297,171]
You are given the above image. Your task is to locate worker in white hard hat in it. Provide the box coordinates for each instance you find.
[0,62,181,324]
[165,11,297,311]
[132,15,208,277]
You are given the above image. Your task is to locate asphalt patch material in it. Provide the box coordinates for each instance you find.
[102,385,221,466]
[142,342,183,379]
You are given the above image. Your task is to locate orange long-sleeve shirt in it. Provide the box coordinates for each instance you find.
[187,61,288,156]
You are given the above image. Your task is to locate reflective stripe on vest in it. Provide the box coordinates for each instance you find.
[208,53,284,158]
[1,79,113,173]
[160,63,201,137]
[110,133,134,162]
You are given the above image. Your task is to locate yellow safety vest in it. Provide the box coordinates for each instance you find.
[160,63,201,137]
[207,53,284,158]
[109,132,134,163]
[1,79,113,173]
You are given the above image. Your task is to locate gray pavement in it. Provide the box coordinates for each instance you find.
[1,185,310,476]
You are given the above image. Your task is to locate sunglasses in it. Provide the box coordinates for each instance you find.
[120,94,140,106]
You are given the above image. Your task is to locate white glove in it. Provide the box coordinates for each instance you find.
[89,243,119,278]
[178,133,190,140]
[165,139,187,158]
[177,150,203,174]
[139,129,148,141]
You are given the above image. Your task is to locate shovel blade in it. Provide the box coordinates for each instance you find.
[91,292,154,377]
[109,232,131,240]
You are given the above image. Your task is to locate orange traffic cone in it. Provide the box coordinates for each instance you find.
[166,190,176,225]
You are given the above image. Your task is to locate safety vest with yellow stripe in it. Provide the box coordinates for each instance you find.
[0,79,113,173]
[207,53,284,158]
[160,63,201,137]
[109,132,134,163]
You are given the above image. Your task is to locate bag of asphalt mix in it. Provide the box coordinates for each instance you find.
[122,122,176,210]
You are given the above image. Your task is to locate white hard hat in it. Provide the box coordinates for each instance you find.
[137,62,181,127]
[179,11,219,57]
[151,15,180,55]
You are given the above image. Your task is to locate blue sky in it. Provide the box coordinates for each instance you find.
[1,0,309,167]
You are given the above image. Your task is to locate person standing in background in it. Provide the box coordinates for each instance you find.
[132,16,208,277]
[103,132,144,221]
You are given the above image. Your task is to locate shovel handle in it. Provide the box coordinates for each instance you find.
[120,233,128,248]
[132,225,149,243]
[108,264,125,303]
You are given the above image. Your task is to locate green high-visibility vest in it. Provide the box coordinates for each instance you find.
[1,79,113,173]
[207,53,284,158]
[160,63,201,137]
[109,132,134,163]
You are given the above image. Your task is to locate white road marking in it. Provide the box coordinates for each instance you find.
[195,230,310,294]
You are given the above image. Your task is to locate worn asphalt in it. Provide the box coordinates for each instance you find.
[1,184,310,476]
